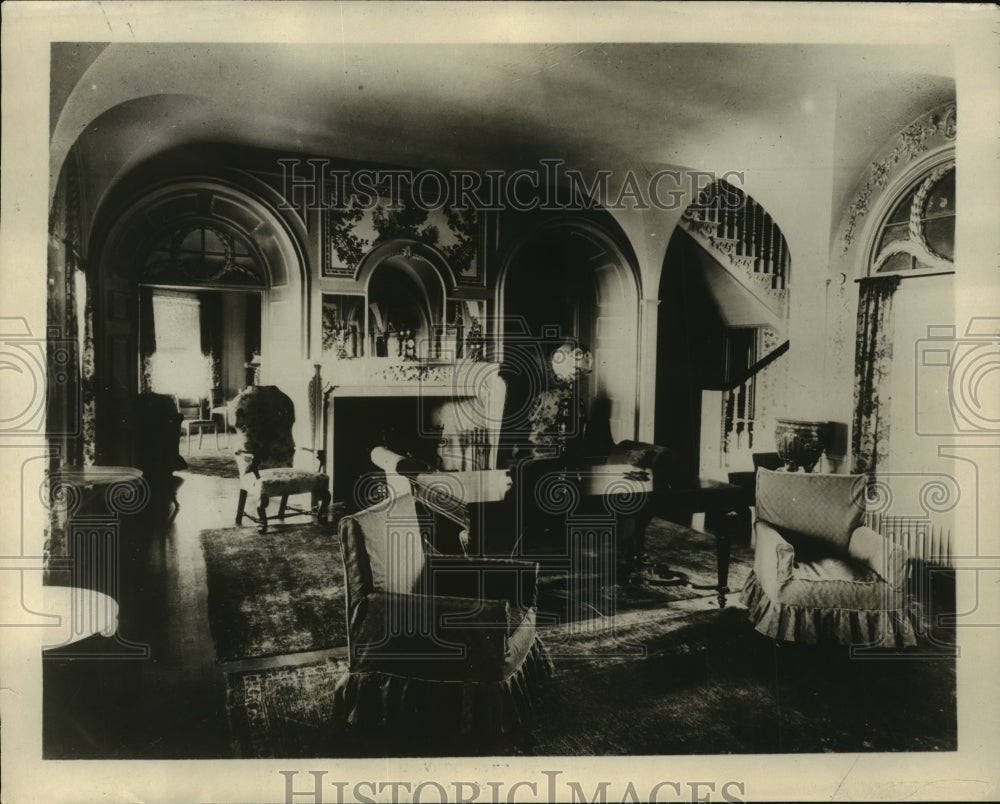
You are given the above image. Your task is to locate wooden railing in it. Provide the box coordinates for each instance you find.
[722,377,755,454]
[680,180,790,302]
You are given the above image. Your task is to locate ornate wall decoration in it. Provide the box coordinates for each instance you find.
[442,206,483,285]
[870,162,955,273]
[322,177,483,284]
[323,202,369,277]
[842,103,956,251]
[369,362,455,384]
[370,199,439,245]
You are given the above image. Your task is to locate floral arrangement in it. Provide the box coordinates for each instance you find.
[527,342,593,458]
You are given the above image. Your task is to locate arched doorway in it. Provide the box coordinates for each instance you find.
[499,221,640,457]
[91,179,309,465]
[656,180,791,479]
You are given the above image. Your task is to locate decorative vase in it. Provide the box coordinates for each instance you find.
[774,418,830,473]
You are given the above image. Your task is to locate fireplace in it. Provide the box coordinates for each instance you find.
[321,360,506,506]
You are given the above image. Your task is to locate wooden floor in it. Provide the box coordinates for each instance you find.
[44,449,258,759]
[43,444,958,760]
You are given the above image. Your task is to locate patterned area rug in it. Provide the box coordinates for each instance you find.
[527,604,956,756]
[222,518,763,757]
[535,518,749,631]
[201,522,347,662]
[181,450,239,478]
[226,655,350,759]
[220,516,956,758]
[224,600,956,758]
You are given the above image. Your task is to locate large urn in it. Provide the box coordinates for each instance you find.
[774,418,830,473]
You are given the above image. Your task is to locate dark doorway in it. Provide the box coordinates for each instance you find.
[654,229,708,483]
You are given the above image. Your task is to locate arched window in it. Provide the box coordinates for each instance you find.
[870,162,955,276]
[137,222,265,396]
[143,222,265,286]
[853,155,956,474]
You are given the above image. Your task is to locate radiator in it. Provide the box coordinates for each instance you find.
[865,511,954,568]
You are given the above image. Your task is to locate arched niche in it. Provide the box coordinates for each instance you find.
[497,219,641,449]
[91,178,310,464]
[355,239,449,359]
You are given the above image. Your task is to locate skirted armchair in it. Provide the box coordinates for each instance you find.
[741,468,916,648]
[332,489,552,741]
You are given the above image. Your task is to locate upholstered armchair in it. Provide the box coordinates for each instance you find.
[232,385,331,533]
[741,468,916,648]
[332,489,552,739]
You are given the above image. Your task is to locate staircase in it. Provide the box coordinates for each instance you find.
[678,180,790,326]
[676,180,793,463]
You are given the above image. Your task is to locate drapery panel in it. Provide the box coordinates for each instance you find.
[852,275,901,473]
[199,292,223,389]
[47,156,94,465]
[138,286,156,393]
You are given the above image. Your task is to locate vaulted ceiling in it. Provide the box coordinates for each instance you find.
[51,40,955,237]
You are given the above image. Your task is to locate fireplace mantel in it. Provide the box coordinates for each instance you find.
[323,359,488,397]
[319,360,506,504]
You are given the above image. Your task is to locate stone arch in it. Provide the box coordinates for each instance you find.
[90,177,311,464]
[497,217,642,449]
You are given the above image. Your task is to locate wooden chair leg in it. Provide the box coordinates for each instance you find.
[167,494,180,523]
[315,487,331,520]
[277,495,288,519]
[257,493,269,533]
[236,489,248,525]
[198,426,205,449]
[214,425,220,451]
[186,427,193,454]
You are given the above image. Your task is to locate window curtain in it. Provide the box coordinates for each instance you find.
[198,292,223,392]
[138,286,156,393]
[852,275,901,473]
[46,156,93,466]
[80,271,97,465]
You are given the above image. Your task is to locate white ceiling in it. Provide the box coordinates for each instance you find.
[52,41,955,223]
